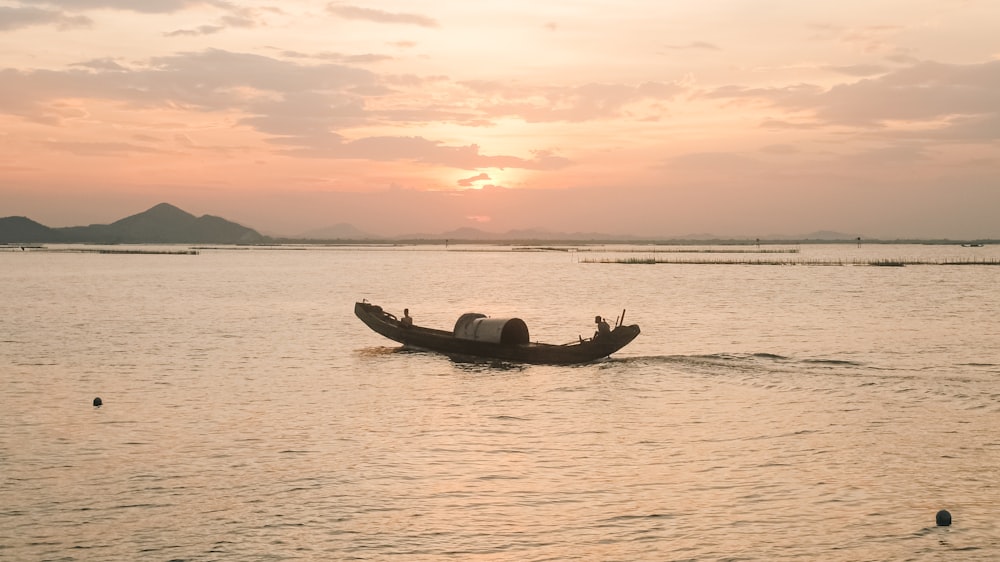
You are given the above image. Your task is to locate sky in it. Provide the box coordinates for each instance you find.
[1,0,998,239]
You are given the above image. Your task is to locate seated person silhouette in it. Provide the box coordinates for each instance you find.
[594,315,611,339]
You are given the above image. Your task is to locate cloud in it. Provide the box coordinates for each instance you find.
[0,48,580,170]
[0,68,89,124]
[759,118,821,130]
[71,58,128,71]
[663,41,720,51]
[842,143,929,165]
[40,139,165,156]
[704,83,822,103]
[667,151,763,173]
[918,114,1000,141]
[709,60,1000,140]
[759,144,800,154]
[241,91,368,136]
[16,0,223,14]
[808,23,903,55]
[823,64,889,77]
[163,4,265,36]
[326,4,438,28]
[458,173,490,187]
[278,50,394,65]
[0,49,378,125]
[219,10,258,28]
[143,49,379,104]
[808,61,1000,127]
[278,135,573,170]
[164,24,224,37]
[0,6,90,30]
[466,80,687,122]
[13,0,263,34]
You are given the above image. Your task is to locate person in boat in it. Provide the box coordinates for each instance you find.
[400,308,413,328]
[594,315,611,339]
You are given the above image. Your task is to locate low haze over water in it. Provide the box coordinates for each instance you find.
[2,243,999,560]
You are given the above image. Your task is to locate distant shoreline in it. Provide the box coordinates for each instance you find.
[5,203,995,246]
[5,238,996,248]
[267,238,997,246]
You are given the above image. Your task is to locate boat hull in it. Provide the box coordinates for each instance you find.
[355,301,640,365]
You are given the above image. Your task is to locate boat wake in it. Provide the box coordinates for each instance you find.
[358,346,868,374]
[605,352,881,388]
[354,345,407,358]
[614,352,863,370]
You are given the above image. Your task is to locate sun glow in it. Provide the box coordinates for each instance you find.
[453,168,525,190]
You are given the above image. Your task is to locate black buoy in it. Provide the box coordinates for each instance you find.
[93,397,103,408]
[936,509,952,527]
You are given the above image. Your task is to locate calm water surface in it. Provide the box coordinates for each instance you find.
[2,244,999,560]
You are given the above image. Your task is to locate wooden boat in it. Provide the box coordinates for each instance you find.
[355,301,640,365]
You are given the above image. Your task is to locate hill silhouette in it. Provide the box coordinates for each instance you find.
[0,203,267,244]
[0,216,69,243]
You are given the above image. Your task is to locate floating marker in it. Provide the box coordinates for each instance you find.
[936,509,952,527]
[93,397,103,408]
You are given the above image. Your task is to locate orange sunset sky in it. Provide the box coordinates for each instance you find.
[1,1,998,238]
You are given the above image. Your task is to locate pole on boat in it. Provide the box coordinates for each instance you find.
[618,309,626,327]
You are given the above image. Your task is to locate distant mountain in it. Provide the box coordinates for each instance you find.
[296,223,380,240]
[439,227,494,240]
[399,226,641,242]
[0,203,267,244]
[0,205,877,245]
[798,230,861,241]
[0,216,68,243]
[759,230,860,241]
